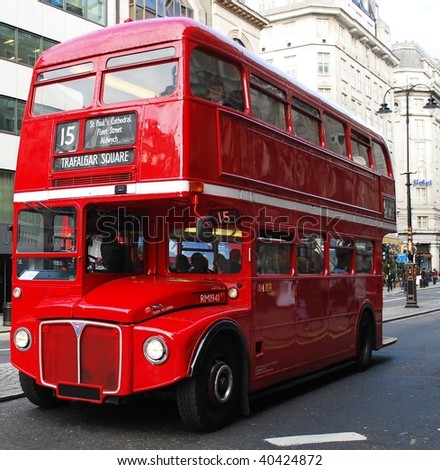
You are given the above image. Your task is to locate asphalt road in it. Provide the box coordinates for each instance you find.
[0,303,439,450]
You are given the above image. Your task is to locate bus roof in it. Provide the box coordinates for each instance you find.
[36,17,386,144]
[36,17,243,68]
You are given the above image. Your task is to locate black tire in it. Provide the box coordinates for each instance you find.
[19,372,66,408]
[177,337,242,432]
[355,313,374,371]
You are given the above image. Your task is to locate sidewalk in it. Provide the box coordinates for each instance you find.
[382,281,440,322]
[1,285,440,402]
[0,319,23,402]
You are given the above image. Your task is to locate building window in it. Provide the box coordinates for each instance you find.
[317,52,330,74]
[415,187,427,205]
[316,18,329,39]
[417,216,428,230]
[415,142,426,166]
[365,76,371,97]
[413,98,424,111]
[350,65,355,88]
[342,92,348,109]
[0,96,25,135]
[318,87,331,99]
[339,25,345,44]
[284,54,297,78]
[356,69,361,91]
[130,0,193,20]
[282,21,295,40]
[0,170,14,224]
[0,22,58,66]
[414,119,425,139]
[41,0,107,26]
[341,58,347,82]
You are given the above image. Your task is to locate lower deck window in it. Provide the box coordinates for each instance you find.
[169,226,242,274]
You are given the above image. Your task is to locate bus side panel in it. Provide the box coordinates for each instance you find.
[186,100,223,181]
[327,277,357,356]
[15,118,53,193]
[131,306,251,393]
[138,102,184,181]
[218,113,381,214]
[251,277,333,390]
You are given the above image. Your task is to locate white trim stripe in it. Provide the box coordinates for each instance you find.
[13,179,396,232]
[203,183,396,232]
[265,432,367,447]
[13,180,191,203]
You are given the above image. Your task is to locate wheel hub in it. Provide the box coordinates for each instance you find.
[208,361,233,404]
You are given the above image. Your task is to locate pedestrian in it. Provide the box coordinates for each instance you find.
[387,273,393,292]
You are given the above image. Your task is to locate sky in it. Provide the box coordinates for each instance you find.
[378,0,440,60]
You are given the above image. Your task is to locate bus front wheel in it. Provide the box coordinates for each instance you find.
[177,338,241,432]
[355,313,374,371]
[19,372,66,408]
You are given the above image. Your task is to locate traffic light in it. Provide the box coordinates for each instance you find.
[382,244,389,261]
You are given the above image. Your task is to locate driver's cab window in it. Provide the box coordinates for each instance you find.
[169,225,242,274]
[85,208,143,274]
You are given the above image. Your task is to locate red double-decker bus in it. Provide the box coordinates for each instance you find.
[11,18,396,431]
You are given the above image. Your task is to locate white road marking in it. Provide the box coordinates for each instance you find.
[265,432,367,447]
[383,297,404,303]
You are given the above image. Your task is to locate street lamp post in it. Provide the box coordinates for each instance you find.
[377,84,439,308]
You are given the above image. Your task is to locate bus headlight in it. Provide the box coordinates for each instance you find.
[228,287,239,299]
[14,328,32,351]
[12,287,22,299]
[143,336,168,364]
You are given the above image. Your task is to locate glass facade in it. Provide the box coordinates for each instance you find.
[0,171,14,224]
[0,22,58,67]
[0,96,25,135]
[130,0,193,20]
[41,0,107,26]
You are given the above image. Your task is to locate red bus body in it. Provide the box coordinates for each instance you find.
[11,18,396,431]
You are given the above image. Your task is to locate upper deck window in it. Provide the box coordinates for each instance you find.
[103,48,178,103]
[250,75,286,130]
[323,114,347,157]
[190,48,243,111]
[350,130,370,167]
[292,97,320,144]
[37,63,94,81]
[33,63,95,116]
[107,47,175,68]
[372,141,389,176]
